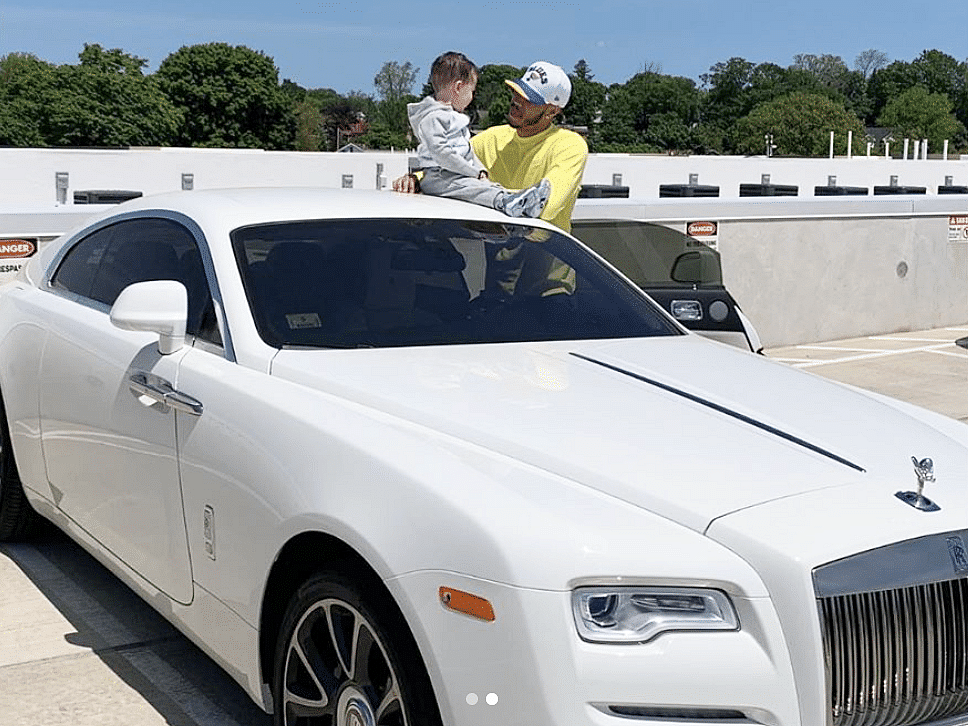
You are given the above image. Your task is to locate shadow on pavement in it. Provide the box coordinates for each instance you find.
[0,521,271,726]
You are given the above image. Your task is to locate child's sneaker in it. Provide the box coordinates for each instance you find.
[524,178,551,217]
[502,179,551,218]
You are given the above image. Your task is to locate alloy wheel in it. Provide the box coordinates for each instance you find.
[281,597,407,726]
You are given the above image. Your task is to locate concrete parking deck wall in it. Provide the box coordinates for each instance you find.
[575,197,968,347]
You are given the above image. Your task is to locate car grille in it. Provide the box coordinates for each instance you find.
[818,573,968,726]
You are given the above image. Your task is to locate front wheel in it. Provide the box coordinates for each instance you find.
[273,571,442,726]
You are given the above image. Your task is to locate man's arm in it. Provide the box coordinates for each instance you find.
[539,133,588,232]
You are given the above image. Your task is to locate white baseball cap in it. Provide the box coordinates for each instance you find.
[505,61,571,108]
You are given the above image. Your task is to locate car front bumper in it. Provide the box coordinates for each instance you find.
[389,571,803,725]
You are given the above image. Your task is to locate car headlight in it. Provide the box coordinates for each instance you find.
[572,587,739,643]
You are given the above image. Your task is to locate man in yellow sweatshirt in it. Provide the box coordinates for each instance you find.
[396,60,588,235]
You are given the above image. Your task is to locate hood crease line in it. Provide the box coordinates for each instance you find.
[569,351,867,474]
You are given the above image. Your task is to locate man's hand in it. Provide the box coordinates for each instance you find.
[392,173,421,194]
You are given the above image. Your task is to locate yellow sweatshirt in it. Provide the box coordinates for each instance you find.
[471,124,588,233]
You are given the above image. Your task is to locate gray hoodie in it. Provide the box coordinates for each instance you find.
[407,96,486,179]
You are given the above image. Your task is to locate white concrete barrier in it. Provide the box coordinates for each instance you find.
[582,153,968,199]
[2,147,966,206]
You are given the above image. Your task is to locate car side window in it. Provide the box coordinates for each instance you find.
[51,218,221,346]
[49,225,115,300]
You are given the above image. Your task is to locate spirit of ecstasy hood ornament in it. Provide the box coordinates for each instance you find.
[896,457,940,512]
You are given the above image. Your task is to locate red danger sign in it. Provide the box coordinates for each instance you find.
[687,221,718,237]
[0,239,36,259]
[950,216,968,243]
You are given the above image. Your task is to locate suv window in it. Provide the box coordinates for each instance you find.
[572,220,724,288]
[51,218,220,344]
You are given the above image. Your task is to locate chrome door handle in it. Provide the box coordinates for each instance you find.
[128,372,203,416]
[128,371,168,404]
[164,389,204,416]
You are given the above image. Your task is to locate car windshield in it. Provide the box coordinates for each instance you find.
[232,218,681,349]
[572,220,724,288]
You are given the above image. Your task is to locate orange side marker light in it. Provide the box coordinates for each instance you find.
[439,587,495,622]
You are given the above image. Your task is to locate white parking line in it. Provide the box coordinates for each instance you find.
[796,345,884,353]
[868,336,958,343]
[790,342,956,368]
[930,348,968,359]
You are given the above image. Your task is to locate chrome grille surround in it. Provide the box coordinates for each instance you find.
[814,530,968,726]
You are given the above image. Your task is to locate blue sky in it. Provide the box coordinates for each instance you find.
[2,1,966,94]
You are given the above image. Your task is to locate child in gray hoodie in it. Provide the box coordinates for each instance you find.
[407,52,550,217]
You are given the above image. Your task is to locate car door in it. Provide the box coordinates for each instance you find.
[37,216,210,605]
[571,220,762,352]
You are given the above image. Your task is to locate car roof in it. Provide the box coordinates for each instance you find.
[104,187,553,232]
[26,187,563,289]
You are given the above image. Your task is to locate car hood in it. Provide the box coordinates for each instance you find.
[270,336,967,533]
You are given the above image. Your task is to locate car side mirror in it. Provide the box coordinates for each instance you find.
[110,280,188,355]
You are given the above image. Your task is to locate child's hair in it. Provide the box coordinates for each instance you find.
[429,52,479,95]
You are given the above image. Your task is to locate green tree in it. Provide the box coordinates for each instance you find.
[155,43,295,149]
[600,72,700,152]
[293,100,324,151]
[362,60,419,150]
[572,59,593,81]
[46,44,181,146]
[318,94,369,151]
[854,49,890,80]
[298,86,357,151]
[955,60,968,129]
[792,54,851,94]
[700,57,757,133]
[0,46,181,147]
[733,92,867,156]
[280,80,317,151]
[877,86,966,151]
[868,60,918,122]
[790,53,870,118]
[700,57,855,151]
[282,81,351,151]
[567,60,606,146]
[908,50,968,132]
[357,95,415,150]
[596,83,643,149]
[373,61,418,102]
[910,50,962,97]
[466,63,523,128]
[0,53,58,146]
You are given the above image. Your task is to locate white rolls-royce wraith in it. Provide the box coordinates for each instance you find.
[0,188,966,726]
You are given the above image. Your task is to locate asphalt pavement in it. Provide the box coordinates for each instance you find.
[765,325,968,424]
[1,325,966,725]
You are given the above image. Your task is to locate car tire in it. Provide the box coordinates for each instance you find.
[273,570,443,726]
[0,399,37,541]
